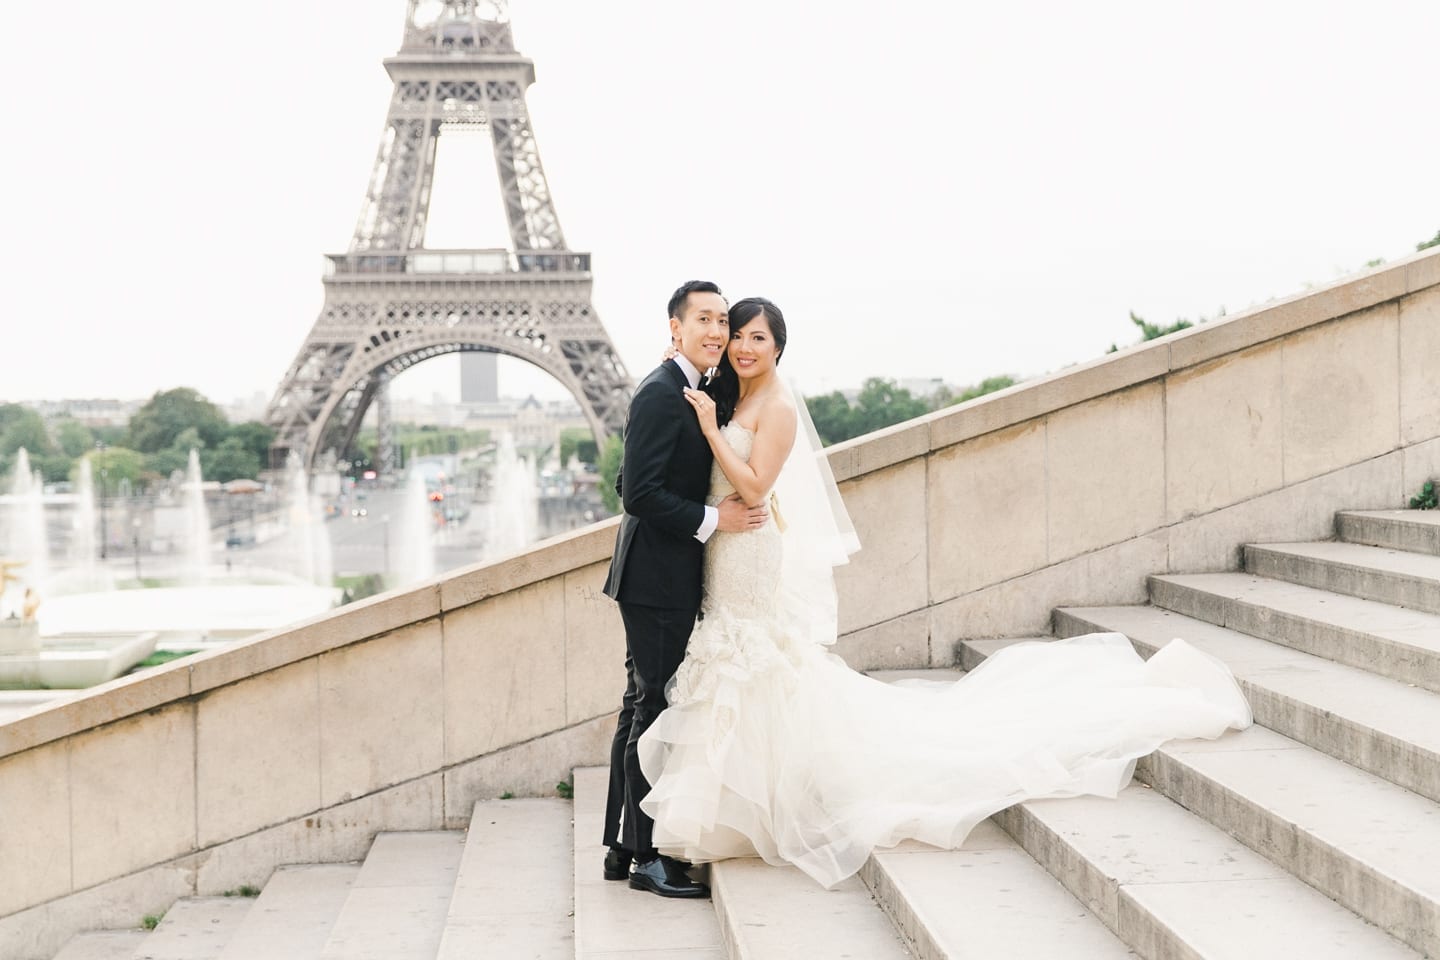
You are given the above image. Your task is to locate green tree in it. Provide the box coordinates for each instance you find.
[1129,310,1193,341]
[1108,310,1201,353]
[1418,229,1440,251]
[849,378,929,438]
[54,419,95,458]
[91,424,127,448]
[948,375,1017,406]
[804,392,854,446]
[598,434,623,515]
[145,426,206,481]
[0,404,29,435]
[78,448,147,491]
[126,388,228,454]
[227,421,275,467]
[32,454,74,484]
[803,379,930,446]
[560,427,599,466]
[0,406,53,459]
[204,437,260,483]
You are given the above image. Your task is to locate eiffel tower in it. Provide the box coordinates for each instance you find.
[265,0,631,472]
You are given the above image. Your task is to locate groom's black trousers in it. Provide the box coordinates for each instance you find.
[605,602,697,860]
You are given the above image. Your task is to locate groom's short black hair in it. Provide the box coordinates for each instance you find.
[668,280,723,320]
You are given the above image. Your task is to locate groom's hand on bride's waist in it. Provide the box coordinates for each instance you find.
[716,493,769,533]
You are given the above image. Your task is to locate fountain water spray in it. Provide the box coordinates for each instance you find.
[181,449,213,587]
[394,466,437,587]
[54,456,115,595]
[284,453,333,587]
[484,432,538,560]
[3,449,50,598]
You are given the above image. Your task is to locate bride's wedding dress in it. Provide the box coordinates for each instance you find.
[638,423,1252,888]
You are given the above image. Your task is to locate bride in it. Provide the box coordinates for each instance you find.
[637,296,1253,888]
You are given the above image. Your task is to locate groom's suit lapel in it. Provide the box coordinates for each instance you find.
[661,359,705,444]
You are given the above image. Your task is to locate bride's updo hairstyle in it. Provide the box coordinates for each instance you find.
[707,297,787,427]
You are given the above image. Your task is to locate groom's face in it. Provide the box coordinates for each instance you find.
[670,292,729,373]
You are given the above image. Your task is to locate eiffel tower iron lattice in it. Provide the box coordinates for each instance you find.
[265,0,632,472]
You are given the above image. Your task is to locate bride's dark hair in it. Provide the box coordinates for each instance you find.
[706,297,786,426]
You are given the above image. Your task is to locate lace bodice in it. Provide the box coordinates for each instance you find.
[704,422,751,505]
[669,423,786,706]
[701,424,781,615]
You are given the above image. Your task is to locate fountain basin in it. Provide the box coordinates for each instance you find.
[0,631,158,689]
[0,620,40,655]
[37,584,342,648]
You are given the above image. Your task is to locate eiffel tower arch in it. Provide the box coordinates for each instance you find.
[265,0,631,472]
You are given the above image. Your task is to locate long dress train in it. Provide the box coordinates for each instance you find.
[638,423,1252,888]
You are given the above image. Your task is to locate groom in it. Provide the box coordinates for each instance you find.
[601,280,768,898]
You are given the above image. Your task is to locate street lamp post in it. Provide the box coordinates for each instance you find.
[99,472,108,561]
[381,514,390,575]
[132,518,142,580]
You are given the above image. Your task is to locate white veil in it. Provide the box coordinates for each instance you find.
[771,378,861,648]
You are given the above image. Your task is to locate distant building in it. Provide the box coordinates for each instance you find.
[460,354,499,404]
[30,398,143,427]
[896,377,948,400]
[222,392,271,425]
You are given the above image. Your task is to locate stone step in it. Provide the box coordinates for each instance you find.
[215,864,359,960]
[984,624,1440,960]
[998,783,1422,959]
[1243,540,1440,613]
[710,858,909,959]
[317,831,465,960]
[1056,605,1440,805]
[435,799,573,960]
[861,824,1138,959]
[1147,572,1440,693]
[52,932,149,960]
[572,766,723,960]
[1137,726,1440,958]
[1338,509,1440,556]
[954,637,1049,672]
[128,897,252,960]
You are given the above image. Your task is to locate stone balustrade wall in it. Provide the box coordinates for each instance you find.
[2,247,1437,958]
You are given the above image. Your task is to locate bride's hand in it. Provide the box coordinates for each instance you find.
[682,387,720,437]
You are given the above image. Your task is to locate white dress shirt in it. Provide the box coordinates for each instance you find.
[672,353,719,543]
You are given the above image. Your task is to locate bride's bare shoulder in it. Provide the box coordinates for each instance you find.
[755,386,798,437]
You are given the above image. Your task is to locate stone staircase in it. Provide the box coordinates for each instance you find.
[48,508,1440,958]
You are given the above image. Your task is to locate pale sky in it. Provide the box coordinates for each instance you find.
[1,1,1436,410]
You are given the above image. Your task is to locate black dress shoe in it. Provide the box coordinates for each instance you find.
[603,847,632,882]
[629,856,710,899]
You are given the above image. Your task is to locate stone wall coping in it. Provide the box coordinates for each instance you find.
[0,518,620,761]
[826,246,1440,483]
[3,246,1435,761]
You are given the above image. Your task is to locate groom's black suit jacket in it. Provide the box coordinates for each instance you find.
[602,360,713,611]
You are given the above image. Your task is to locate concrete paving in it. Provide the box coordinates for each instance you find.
[1245,540,1440,612]
[43,509,1440,960]
[215,864,358,960]
[1057,604,1440,804]
[1140,733,1440,958]
[710,858,908,959]
[571,766,723,960]
[1338,509,1440,555]
[435,798,573,960]
[1001,782,1422,958]
[129,897,252,960]
[316,832,464,960]
[50,932,148,960]
[1148,571,1440,691]
[863,821,1137,959]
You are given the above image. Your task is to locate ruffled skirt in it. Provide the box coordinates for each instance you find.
[638,623,1251,888]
